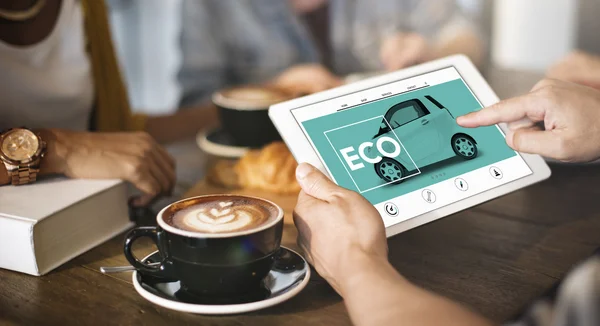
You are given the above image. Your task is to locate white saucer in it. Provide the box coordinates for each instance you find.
[196,128,250,158]
[132,247,310,315]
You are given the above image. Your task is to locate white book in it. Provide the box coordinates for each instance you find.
[0,178,132,276]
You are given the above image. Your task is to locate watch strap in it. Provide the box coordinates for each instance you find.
[7,163,39,185]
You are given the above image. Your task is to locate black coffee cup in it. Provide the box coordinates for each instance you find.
[123,195,284,297]
[213,86,291,148]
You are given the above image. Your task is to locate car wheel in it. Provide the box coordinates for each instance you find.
[452,134,478,160]
[375,158,406,184]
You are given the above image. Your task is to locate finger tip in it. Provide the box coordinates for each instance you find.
[456,115,476,128]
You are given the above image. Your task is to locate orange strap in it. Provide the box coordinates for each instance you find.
[80,0,146,132]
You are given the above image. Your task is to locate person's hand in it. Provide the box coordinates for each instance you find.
[39,129,176,205]
[272,64,342,96]
[547,51,600,90]
[380,32,430,71]
[293,166,494,326]
[457,79,600,163]
[293,163,388,294]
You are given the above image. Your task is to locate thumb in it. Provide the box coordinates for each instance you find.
[296,163,340,202]
[506,128,566,159]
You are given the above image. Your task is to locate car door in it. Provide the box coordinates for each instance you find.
[424,95,460,159]
[380,99,440,166]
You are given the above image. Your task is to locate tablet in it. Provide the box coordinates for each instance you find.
[270,55,551,237]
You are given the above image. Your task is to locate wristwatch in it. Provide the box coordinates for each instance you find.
[0,128,47,185]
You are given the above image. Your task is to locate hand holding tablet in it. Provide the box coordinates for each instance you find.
[270,55,551,237]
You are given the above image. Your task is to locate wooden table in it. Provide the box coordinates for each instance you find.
[2,69,600,325]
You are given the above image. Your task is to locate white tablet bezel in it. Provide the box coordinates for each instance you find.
[269,55,551,238]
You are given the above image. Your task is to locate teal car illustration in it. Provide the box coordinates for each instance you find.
[372,96,478,183]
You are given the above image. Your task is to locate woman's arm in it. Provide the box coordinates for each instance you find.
[0,129,175,205]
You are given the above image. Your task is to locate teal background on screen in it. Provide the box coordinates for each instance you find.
[325,117,420,192]
[301,78,517,204]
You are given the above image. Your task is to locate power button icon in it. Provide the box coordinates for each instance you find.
[384,202,399,217]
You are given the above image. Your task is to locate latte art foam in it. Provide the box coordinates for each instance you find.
[213,87,291,110]
[169,199,277,234]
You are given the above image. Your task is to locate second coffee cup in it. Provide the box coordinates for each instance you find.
[212,86,291,148]
[124,195,284,297]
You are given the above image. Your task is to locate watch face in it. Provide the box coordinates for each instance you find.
[1,129,39,162]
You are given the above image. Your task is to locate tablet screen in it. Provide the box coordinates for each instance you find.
[291,67,533,227]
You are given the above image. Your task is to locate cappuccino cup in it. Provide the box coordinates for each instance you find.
[213,86,291,148]
[124,195,284,297]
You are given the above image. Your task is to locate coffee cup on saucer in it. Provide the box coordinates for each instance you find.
[212,86,291,148]
[123,195,284,297]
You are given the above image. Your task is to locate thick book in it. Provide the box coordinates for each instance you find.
[0,178,132,276]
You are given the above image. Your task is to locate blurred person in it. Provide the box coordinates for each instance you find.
[0,0,215,205]
[292,78,600,326]
[179,0,484,107]
[547,50,600,90]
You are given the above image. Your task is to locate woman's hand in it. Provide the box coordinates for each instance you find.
[39,129,176,205]
[272,64,342,96]
[380,32,430,71]
[293,163,388,294]
[547,51,600,90]
[457,79,600,163]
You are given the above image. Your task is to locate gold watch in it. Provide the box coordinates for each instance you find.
[0,128,47,185]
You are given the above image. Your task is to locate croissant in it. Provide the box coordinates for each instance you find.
[208,142,300,195]
[236,142,300,195]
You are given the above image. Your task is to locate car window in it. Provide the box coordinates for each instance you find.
[388,104,420,128]
[374,99,429,138]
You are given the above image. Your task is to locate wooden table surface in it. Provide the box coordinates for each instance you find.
[2,69,600,325]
